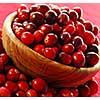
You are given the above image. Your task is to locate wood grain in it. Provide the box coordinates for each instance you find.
[2,12,100,87]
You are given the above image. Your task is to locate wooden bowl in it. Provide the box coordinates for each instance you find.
[2,11,100,88]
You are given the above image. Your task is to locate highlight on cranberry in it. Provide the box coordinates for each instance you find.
[0,4,100,97]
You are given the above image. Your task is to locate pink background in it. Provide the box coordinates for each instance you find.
[0,3,100,96]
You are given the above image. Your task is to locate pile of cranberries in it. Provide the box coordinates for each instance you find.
[12,4,100,68]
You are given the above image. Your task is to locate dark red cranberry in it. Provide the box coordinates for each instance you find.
[22,21,29,27]
[14,17,21,23]
[58,89,74,97]
[86,52,99,66]
[86,79,98,95]
[53,47,59,55]
[4,65,13,73]
[44,47,56,60]
[37,4,50,15]
[62,43,74,54]
[31,78,48,93]
[0,74,6,86]
[30,4,37,12]
[61,6,70,12]
[33,44,45,54]
[84,21,93,31]
[30,12,44,26]
[78,85,90,97]
[59,52,72,65]
[69,10,78,22]
[61,10,69,15]
[82,31,95,45]
[40,92,53,97]
[58,13,69,26]
[94,36,100,45]
[26,89,37,97]
[60,32,71,43]
[18,10,29,21]
[78,18,85,24]
[72,51,86,67]
[33,30,44,43]
[16,91,26,97]
[44,33,58,46]
[18,81,29,92]
[5,81,18,93]
[0,60,3,71]
[21,32,34,45]
[0,38,4,53]
[7,68,20,81]
[19,73,27,81]
[71,88,79,97]
[45,10,57,24]
[47,88,57,95]
[79,43,87,52]
[12,22,22,31]
[63,24,76,35]
[93,25,99,36]
[0,87,11,97]
[39,24,52,34]
[25,22,37,33]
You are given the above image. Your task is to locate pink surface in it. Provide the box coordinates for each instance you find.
[0,3,100,97]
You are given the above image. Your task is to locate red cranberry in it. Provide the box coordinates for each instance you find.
[0,74,6,86]
[60,32,71,43]
[78,17,85,24]
[61,6,70,12]
[72,51,86,67]
[33,44,45,54]
[94,36,100,45]
[39,24,52,34]
[47,87,57,95]
[69,10,78,22]
[73,6,83,18]
[58,13,69,26]
[82,31,95,45]
[40,92,53,97]
[31,78,48,93]
[93,25,99,36]
[21,32,34,45]
[59,52,72,65]
[16,91,26,97]
[58,89,74,97]
[5,81,18,93]
[44,33,58,46]
[84,21,93,31]
[0,38,4,53]
[63,24,76,35]
[19,73,27,81]
[0,61,4,71]
[0,28,2,37]
[44,47,56,60]
[26,89,37,97]
[30,12,44,26]
[87,79,98,95]
[14,17,21,23]
[7,68,20,81]
[18,10,29,21]
[79,43,87,52]
[12,22,22,31]
[45,10,57,24]
[0,87,11,97]
[53,47,59,55]
[78,85,90,97]
[25,22,37,33]
[30,4,37,12]
[15,27,25,39]
[71,88,79,97]
[86,52,99,66]
[18,81,29,92]
[22,21,29,27]
[4,65,13,73]
[33,30,44,43]
[62,43,75,54]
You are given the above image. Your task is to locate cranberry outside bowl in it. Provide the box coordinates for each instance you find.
[2,11,100,88]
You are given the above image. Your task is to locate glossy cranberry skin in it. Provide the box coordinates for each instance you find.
[7,68,20,81]
[44,47,56,60]
[25,22,37,33]
[0,60,3,71]
[12,22,22,31]
[59,52,72,65]
[72,51,86,67]
[82,31,95,45]
[31,78,48,93]
[84,21,93,31]
[79,43,87,52]
[78,85,90,97]
[0,74,6,86]
[19,73,27,81]
[71,88,79,97]
[78,17,85,24]
[72,36,84,50]
[14,17,21,23]
[39,24,52,34]
[86,52,99,66]
[18,10,29,21]
[33,44,45,54]
[87,79,98,95]
[62,43,74,54]
[22,21,29,27]
[16,91,26,97]
[15,27,25,39]
[94,36,100,45]
[30,4,37,12]
[93,25,99,36]
[5,81,18,93]
[60,32,71,43]
[26,89,37,97]
[33,30,44,43]
[47,88,57,95]
[0,87,11,97]
[45,10,57,24]
[58,89,73,97]
[18,81,29,92]
[30,12,44,26]
[58,13,69,26]
[21,32,34,45]
[44,33,58,46]
[40,92,53,97]
[63,24,76,35]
